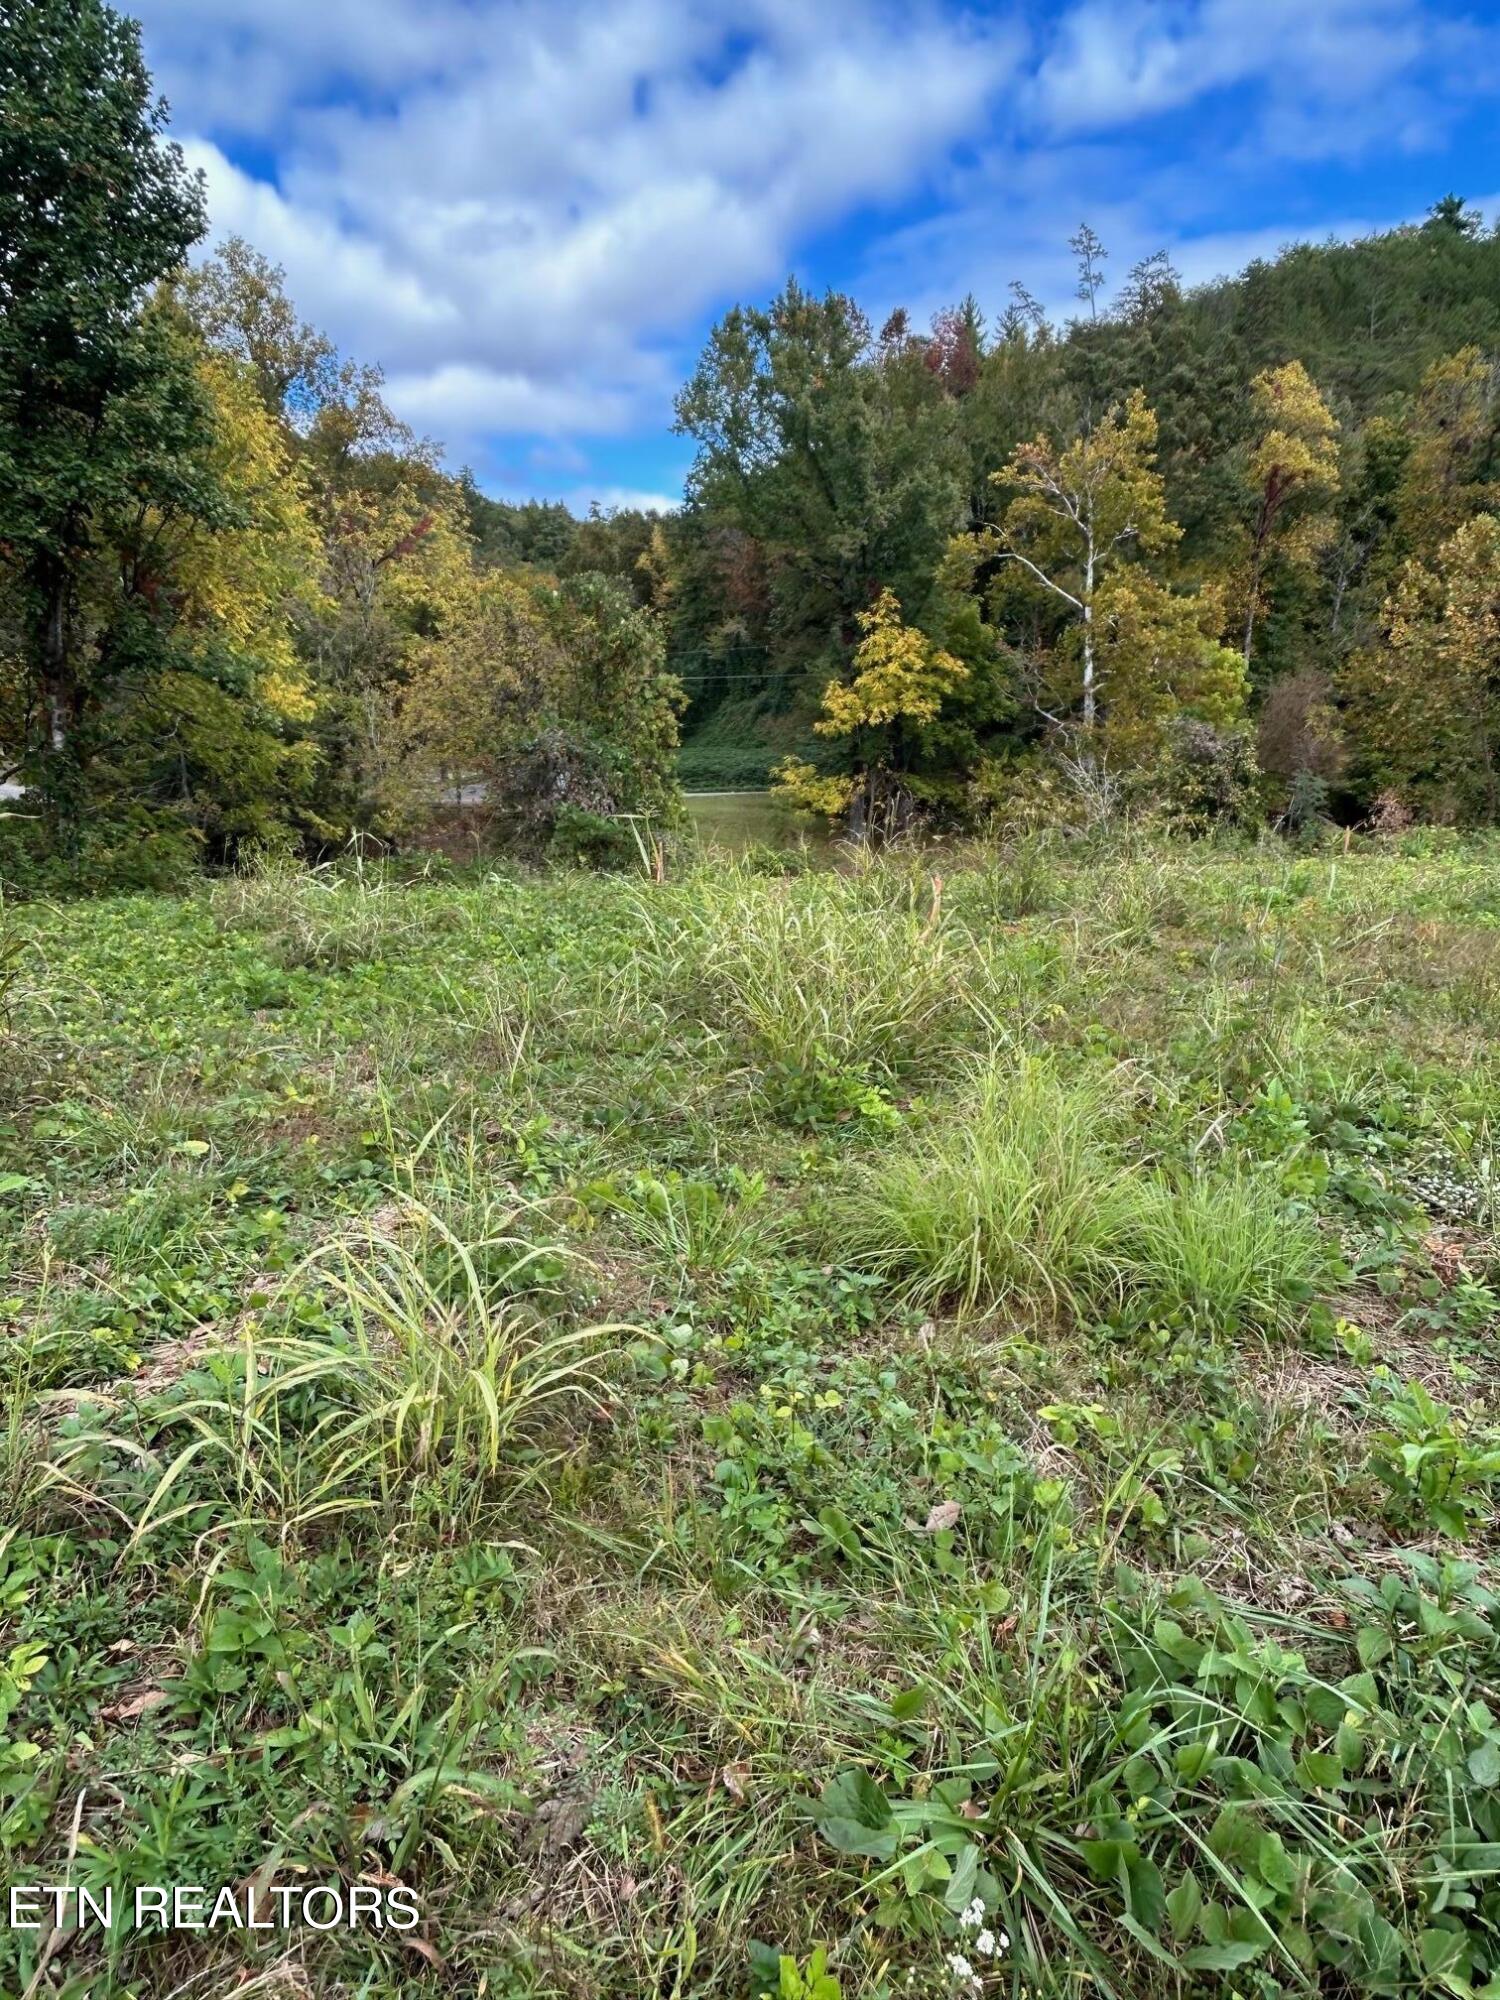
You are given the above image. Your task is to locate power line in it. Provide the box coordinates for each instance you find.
[670,670,796,683]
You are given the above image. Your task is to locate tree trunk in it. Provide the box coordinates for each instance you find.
[1080,541,1096,734]
[35,564,82,828]
[1242,557,1262,669]
[42,572,68,749]
[1243,481,1280,669]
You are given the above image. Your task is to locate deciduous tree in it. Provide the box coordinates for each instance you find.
[1344,513,1500,821]
[985,388,1179,735]
[775,588,966,836]
[1239,361,1340,669]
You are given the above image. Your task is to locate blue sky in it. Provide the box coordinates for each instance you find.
[129,0,1500,513]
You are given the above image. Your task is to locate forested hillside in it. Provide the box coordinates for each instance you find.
[0,2,682,891]
[664,209,1500,826]
[3,0,1500,888]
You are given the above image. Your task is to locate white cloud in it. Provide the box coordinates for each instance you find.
[1033,0,1427,137]
[570,485,684,515]
[142,0,1021,474]
[380,363,648,460]
[852,0,1496,338]
[135,0,1497,492]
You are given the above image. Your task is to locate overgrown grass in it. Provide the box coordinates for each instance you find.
[838,1059,1329,1329]
[837,1058,1140,1318]
[1,837,1498,1998]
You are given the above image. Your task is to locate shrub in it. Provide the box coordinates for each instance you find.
[546,802,637,869]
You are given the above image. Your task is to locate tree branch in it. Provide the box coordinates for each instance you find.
[993,550,1083,611]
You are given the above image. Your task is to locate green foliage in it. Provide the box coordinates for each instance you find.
[1345,512,1500,823]
[0,0,211,819]
[675,279,967,689]
[802,1557,1500,1998]
[6,609,1500,1997]
[1365,1375,1500,1537]
[672,219,1500,834]
[749,1942,842,1999]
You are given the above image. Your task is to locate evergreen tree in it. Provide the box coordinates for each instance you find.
[0,0,209,823]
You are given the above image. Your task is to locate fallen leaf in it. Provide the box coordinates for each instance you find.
[403,1938,447,1972]
[106,1688,172,1723]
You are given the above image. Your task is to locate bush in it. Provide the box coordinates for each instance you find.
[1156,720,1260,834]
[677,741,777,790]
[0,805,200,899]
[545,803,638,869]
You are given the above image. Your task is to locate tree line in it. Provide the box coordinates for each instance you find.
[664,211,1500,834]
[4,0,1499,891]
[0,0,682,889]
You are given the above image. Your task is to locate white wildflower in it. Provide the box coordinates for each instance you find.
[975,1928,996,1957]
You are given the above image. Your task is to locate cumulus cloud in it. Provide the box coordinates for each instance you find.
[142,0,1021,475]
[1032,0,1431,139]
[134,0,1498,494]
[855,0,1496,339]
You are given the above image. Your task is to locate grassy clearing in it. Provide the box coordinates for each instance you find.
[1,837,1499,1997]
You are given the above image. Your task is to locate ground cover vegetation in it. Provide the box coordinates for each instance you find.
[1,832,1498,1996]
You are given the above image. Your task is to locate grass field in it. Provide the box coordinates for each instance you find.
[1,837,1499,1998]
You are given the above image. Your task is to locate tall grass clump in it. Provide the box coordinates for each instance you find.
[209,853,431,969]
[593,1170,774,1282]
[117,1204,621,1550]
[838,1059,1138,1318]
[284,1203,619,1519]
[635,860,1003,1084]
[1129,1166,1329,1330]
[841,1059,1329,1330]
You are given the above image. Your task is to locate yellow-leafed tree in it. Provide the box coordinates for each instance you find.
[1239,361,1340,669]
[116,349,330,855]
[1092,574,1248,769]
[986,388,1179,736]
[170,353,323,717]
[1344,513,1500,822]
[775,587,966,836]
